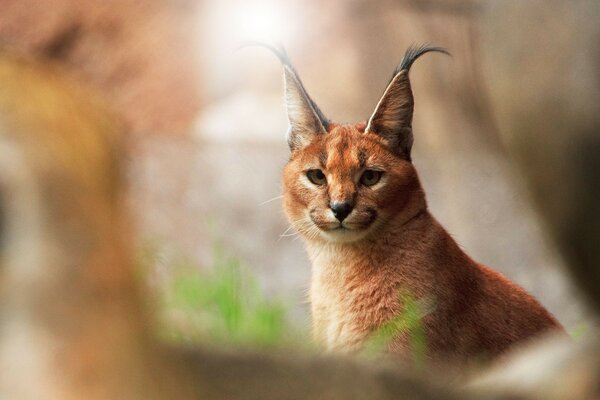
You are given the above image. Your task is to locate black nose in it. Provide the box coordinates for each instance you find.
[330,201,353,222]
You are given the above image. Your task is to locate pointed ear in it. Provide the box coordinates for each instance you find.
[365,45,449,160]
[239,42,329,151]
[365,70,414,159]
[283,64,328,150]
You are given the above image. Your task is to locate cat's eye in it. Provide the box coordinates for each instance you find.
[360,170,383,186]
[306,169,327,186]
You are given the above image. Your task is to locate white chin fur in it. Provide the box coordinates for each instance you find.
[318,227,370,243]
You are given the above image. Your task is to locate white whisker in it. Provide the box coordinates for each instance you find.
[280,224,296,236]
[280,231,300,238]
[279,216,310,241]
[259,194,284,206]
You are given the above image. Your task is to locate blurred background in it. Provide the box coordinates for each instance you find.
[0,0,593,342]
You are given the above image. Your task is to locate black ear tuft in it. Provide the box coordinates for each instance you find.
[365,44,449,160]
[393,44,450,77]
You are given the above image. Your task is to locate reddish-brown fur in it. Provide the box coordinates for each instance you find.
[282,124,562,365]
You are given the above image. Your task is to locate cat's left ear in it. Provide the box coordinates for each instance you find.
[365,45,449,160]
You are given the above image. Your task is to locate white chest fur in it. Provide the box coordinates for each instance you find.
[308,245,369,352]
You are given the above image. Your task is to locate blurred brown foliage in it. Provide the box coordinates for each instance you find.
[0,0,202,133]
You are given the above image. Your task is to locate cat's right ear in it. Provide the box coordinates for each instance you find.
[240,42,329,151]
[283,64,329,151]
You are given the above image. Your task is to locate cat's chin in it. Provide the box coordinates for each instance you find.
[318,226,372,243]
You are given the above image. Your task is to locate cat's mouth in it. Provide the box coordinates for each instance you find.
[308,208,377,238]
[319,222,375,243]
[330,221,367,231]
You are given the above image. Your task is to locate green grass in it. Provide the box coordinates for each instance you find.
[570,322,588,341]
[362,290,431,369]
[139,240,298,349]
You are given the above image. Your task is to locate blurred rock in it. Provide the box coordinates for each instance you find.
[468,333,600,400]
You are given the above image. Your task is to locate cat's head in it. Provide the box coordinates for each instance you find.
[272,45,448,243]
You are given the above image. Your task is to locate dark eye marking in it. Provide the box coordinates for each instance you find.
[357,149,367,168]
[306,169,327,186]
[318,152,328,167]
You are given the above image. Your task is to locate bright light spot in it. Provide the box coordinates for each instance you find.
[233,5,287,41]
[207,0,296,44]
[197,0,303,100]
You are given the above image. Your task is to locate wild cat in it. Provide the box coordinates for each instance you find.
[261,44,562,365]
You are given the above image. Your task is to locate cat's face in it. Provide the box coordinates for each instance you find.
[269,44,445,243]
[283,123,422,243]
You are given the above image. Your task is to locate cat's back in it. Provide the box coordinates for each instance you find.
[385,217,564,361]
[474,264,562,344]
[432,261,564,361]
